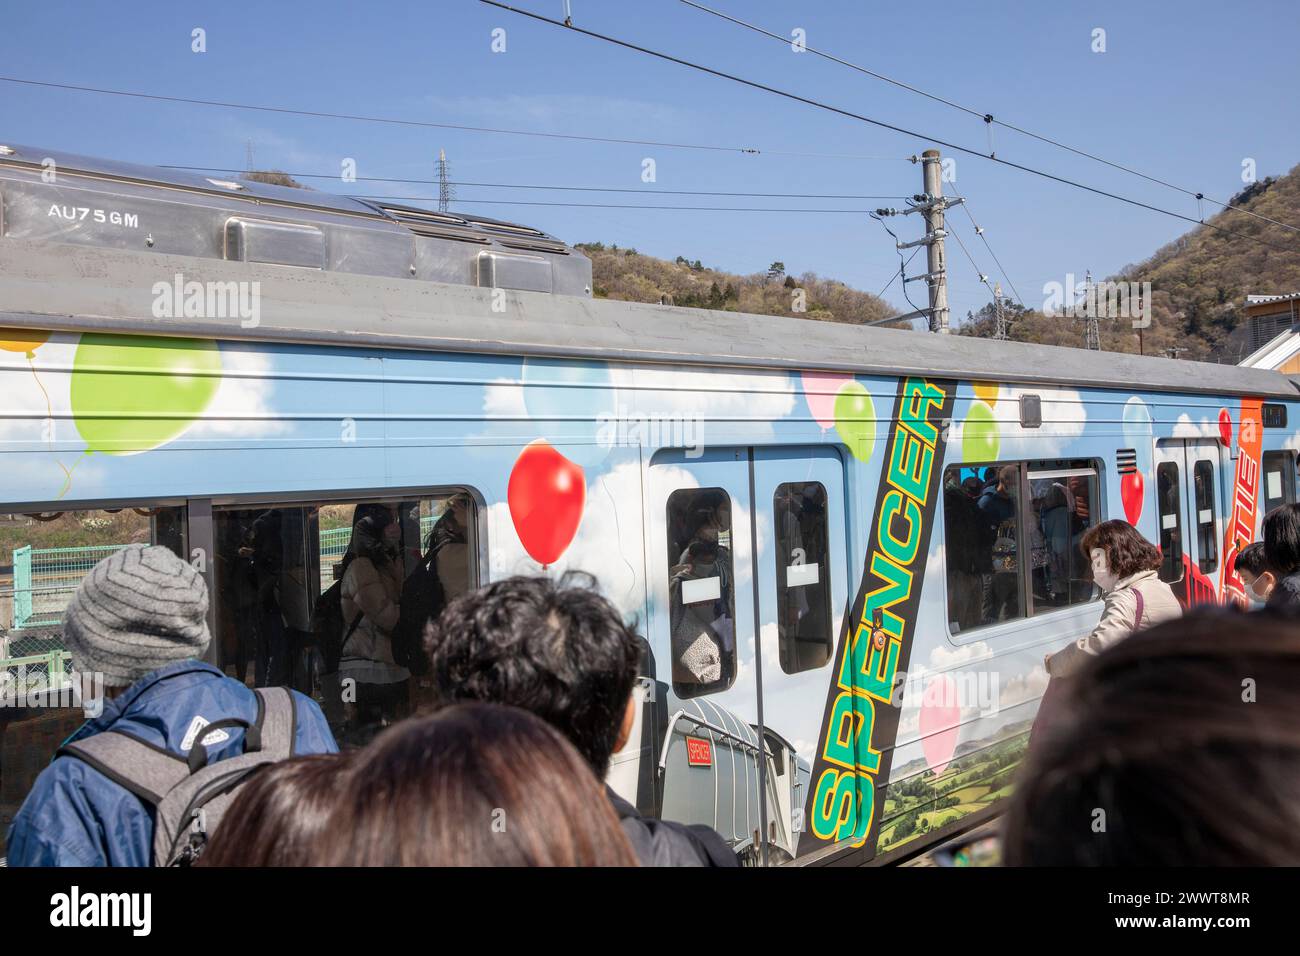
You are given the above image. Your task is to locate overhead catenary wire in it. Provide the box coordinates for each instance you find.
[0,75,908,164]
[477,1,1294,256]
[680,0,1300,237]
[160,165,909,200]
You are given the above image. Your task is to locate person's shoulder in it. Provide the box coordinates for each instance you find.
[607,791,738,867]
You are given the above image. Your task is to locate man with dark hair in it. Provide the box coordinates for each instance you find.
[425,573,737,867]
[1234,541,1274,603]
[1264,503,1300,611]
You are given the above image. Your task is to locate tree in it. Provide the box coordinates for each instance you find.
[767,261,786,283]
[242,170,306,188]
[783,275,797,289]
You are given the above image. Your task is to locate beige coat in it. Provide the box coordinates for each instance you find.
[1046,569,1182,678]
[340,555,405,679]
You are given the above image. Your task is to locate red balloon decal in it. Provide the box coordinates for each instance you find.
[1121,471,1144,525]
[508,439,586,566]
[1218,408,1232,447]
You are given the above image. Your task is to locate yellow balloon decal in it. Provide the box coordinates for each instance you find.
[973,381,999,407]
[0,328,50,357]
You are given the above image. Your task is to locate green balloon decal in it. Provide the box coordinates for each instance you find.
[72,334,222,455]
[833,380,876,462]
[962,399,999,462]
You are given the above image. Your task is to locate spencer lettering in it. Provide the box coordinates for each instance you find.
[887,427,933,503]
[899,378,947,444]
[823,692,882,774]
[878,488,923,564]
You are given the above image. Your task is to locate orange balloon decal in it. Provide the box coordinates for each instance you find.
[0,329,50,357]
[973,382,999,406]
[508,439,586,566]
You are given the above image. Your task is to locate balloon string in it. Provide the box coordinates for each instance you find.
[55,450,89,501]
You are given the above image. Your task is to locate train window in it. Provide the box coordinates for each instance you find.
[1157,462,1183,583]
[666,488,736,698]
[212,491,478,747]
[942,464,1025,634]
[773,482,833,674]
[1192,460,1218,574]
[1027,463,1101,611]
[1262,450,1296,514]
[0,505,186,857]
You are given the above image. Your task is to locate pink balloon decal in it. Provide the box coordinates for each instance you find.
[507,439,586,566]
[801,370,856,431]
[1218,408,1232,447]
[918,675,961,775]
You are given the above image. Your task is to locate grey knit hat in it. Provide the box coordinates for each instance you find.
[63,544,211,687]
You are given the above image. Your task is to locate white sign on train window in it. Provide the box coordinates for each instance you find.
[682,576,721,605]
[787,562,820,588]
[1162,513,1177,530]
[1269,470,1283,500]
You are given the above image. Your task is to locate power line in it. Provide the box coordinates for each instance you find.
[681,0,1300,237]
[358,195,894,213]
[943,180,1025,306]
[159,165,910,200]
[480,1,1295,256]
[0,75,908,163]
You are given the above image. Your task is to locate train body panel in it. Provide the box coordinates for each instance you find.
[2,148,1298,864]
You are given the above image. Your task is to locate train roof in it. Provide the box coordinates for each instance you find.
[0,144,1296,400]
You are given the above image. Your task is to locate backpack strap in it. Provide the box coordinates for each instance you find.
[254,686,298,759]
[1130,586,1145,630]
[57,731,189,807]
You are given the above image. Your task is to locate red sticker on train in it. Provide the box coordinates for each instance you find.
[685,736,712,767]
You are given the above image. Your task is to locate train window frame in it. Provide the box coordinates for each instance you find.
[1192,459,1218,574]
[1025,462,1103,615]
[772,480,834,676]
[665,486,738,699]
[1262,450,1297,514]
[1156,461,1184,584]
[940,461,1029,639]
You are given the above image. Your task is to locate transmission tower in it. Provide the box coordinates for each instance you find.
[437,149,454,213]
[1082,269,1101,350]
[993,282,1009,340]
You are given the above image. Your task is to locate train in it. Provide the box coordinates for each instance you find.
[0,143,1297,866]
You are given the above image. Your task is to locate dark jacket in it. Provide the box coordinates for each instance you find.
[6,660,337,867]
[1266,572,1300,612]
[606,788,739,867]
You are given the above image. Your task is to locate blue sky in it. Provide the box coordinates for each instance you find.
[2,0,1297,325]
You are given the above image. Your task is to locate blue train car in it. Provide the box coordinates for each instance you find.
[1,145,1296,865]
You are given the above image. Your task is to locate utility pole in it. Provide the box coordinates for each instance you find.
[920,150,950,334]
[437,149,453,213]
[245,140,254,173]
[872,149,963,332]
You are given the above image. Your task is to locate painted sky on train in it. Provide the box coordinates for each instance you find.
[2,0,1298,324]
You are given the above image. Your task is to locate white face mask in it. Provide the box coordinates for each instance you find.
[1248,577,1270,603]
[1091,548,1119,592]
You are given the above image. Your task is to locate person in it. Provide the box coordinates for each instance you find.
[980,466,1021,623]
[432,493,472,601]
[1233,541,1274,604]
[198,753,351,866]
[1044,520,1182,679]
[1005,610,1300,865]
[943,471,986,629]
[5,544,337,866]
[424,573,738,867]
[1263,503,1300,611]
[339,503,410,737]
[319,703,638,866]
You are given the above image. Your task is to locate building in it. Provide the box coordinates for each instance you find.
[1239,293,1300,371]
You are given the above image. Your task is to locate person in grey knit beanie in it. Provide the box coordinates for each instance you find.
[63,543,212,687]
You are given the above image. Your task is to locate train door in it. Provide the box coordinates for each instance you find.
[750,446,850,862]
[646,446,850,865]
[1154,440,1225,605]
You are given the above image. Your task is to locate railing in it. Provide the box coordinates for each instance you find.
[0,649,73,699]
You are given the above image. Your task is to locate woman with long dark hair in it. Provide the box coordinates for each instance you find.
[198,754,351,867]
[318,703,638,866]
